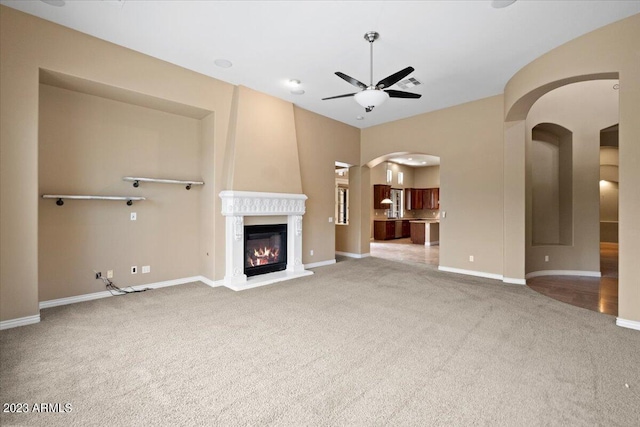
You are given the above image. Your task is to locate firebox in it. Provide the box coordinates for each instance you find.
[244,224,287,277]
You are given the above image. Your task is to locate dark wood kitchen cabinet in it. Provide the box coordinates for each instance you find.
[405,187,439,210]
[373,184,391,209]
[426,188,439,209]
[402,220,411,238]
[374,220,395,240]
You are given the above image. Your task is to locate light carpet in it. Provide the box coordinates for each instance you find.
[1,257,639,426]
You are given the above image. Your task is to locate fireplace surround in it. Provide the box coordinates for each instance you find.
[219,190,312,290]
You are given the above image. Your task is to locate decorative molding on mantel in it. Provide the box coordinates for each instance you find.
[219,190,307,217]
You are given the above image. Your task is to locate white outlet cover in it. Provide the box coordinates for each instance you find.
[107,270,113,278]
[142,265,150,274]
[328,217,333,223]
[130,212,137,221]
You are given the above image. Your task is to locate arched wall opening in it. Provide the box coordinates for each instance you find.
[530,123,573,247]
[366,152,441,244]
[523,79,618,277]
[502,13,640,327]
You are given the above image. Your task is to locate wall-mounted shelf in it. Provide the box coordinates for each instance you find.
[123,176,204,190]
[42,195,146,206]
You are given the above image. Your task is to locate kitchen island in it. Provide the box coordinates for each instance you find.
[410,220,439,246]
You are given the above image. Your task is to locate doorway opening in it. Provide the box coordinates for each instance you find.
[524,80,619,315]
[368,153,440,267]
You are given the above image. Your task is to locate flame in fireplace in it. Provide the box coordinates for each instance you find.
[248,246,280,267]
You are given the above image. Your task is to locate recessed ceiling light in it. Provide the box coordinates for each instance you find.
[40,0,65,6]
[421,161,427,164]
[214,59,232,68]
[491,0,517,8]
[290,89,305,95]
[288,79,301,87]
[408,158,413,161]
[356,116,364,120]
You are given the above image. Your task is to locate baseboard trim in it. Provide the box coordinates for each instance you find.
[0,314,41,331]
[438,266,503,281]
[503,277,527,285]
[197,275,224,288]
[525,270,602,279]
[305,259,336,269]
[336,251,371,259]
[616,317,640,331]
[425,241,439,246]
[39,276,204,310]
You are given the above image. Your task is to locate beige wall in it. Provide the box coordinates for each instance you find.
[3,5,639,326]
[525,80,618,274]
[0,7,361,322]
[225,86,302,194]
[504,13,640,322]
[361,96,505,275]
[1,6,233,321]
[294,106,360,261]
[38,84,203,300]
[414,166,440,188]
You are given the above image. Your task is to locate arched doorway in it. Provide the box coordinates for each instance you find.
[503,63,640,328]
[522,80,619,314]
[367,152,441,266]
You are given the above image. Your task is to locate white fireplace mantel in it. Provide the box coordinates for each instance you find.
[219,190,312,291]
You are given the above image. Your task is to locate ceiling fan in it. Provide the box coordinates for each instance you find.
[322,31,421,113]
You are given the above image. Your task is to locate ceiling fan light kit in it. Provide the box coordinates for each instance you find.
[354,89,389,111]
[322,31,421,113]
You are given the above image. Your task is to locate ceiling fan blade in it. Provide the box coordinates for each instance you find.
[376,66,415,89]
[322,92,358,100]
[385,89,422,99]
[335,72,367,89]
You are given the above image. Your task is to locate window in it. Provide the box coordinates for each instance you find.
[398,171,404,185]
[336,187,348,224]
[388,188,403,219]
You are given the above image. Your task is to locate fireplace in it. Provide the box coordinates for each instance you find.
[219,190,313,291]
[244,224,287,277]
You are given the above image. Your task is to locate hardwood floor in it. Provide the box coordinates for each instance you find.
[368,239,618,316]
[527,243,619,316]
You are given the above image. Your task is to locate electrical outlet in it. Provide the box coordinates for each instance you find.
[142,265,150,274]
[310,249,314,256]
[95,271,102,279]
[131,266,137,274]
[544,255,549,262]
[469,255,474,262]
[328,217,333,223]
[130,212,137,221]
[107,270,113,278]
[442,211,446,218]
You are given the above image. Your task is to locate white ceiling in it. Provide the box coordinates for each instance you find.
[3,0,639,129]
